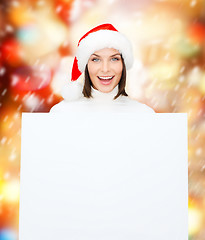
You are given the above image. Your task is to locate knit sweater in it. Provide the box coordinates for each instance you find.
[50,86,155,113]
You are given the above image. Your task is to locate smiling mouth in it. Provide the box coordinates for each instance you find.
[97,76,114,85]
[97,76,114,80]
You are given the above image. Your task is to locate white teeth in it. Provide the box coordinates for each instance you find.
[98,76,113,80]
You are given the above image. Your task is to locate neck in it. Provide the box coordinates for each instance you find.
[91,85,119,102]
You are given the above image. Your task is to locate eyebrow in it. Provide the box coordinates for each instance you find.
[91,53,121,57]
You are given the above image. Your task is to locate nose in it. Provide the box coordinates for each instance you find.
[101,60,110,73]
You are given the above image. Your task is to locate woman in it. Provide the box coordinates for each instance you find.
[50,23,155,113]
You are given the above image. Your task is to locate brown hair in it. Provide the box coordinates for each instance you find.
[82,56,128,100]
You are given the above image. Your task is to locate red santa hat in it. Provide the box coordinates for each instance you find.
[61,23,134,101]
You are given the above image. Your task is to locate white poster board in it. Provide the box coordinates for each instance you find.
[19,112,188,240]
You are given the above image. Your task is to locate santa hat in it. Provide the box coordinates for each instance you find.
[61,23,134,101]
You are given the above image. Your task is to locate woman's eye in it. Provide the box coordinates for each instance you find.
[92,58,100,62]
[111,57,120,61]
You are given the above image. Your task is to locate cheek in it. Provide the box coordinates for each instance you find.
[88,63,98,77]
[116,65,123,77]
[115,62,123,74]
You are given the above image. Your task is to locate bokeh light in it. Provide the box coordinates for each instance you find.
[1,180,19,203]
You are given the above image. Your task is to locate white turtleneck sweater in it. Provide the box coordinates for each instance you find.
[50,86,155,113]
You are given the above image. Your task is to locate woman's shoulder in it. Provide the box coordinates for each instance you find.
[117,95,155,113]
[49,97,87,113]
[50,95,155,113]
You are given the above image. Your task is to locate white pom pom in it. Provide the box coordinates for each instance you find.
[61,81,83,101]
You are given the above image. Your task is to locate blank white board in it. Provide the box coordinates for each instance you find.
[19,112,188,240]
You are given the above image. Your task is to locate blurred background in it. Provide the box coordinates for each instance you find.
[0,0,205,239]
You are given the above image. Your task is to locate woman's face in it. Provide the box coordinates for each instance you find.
[87,48,123,93]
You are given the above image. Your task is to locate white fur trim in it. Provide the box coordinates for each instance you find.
[76,30,134,72]
[61,81,83,101]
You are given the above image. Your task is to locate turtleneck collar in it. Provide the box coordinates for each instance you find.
[91,85,119,102]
